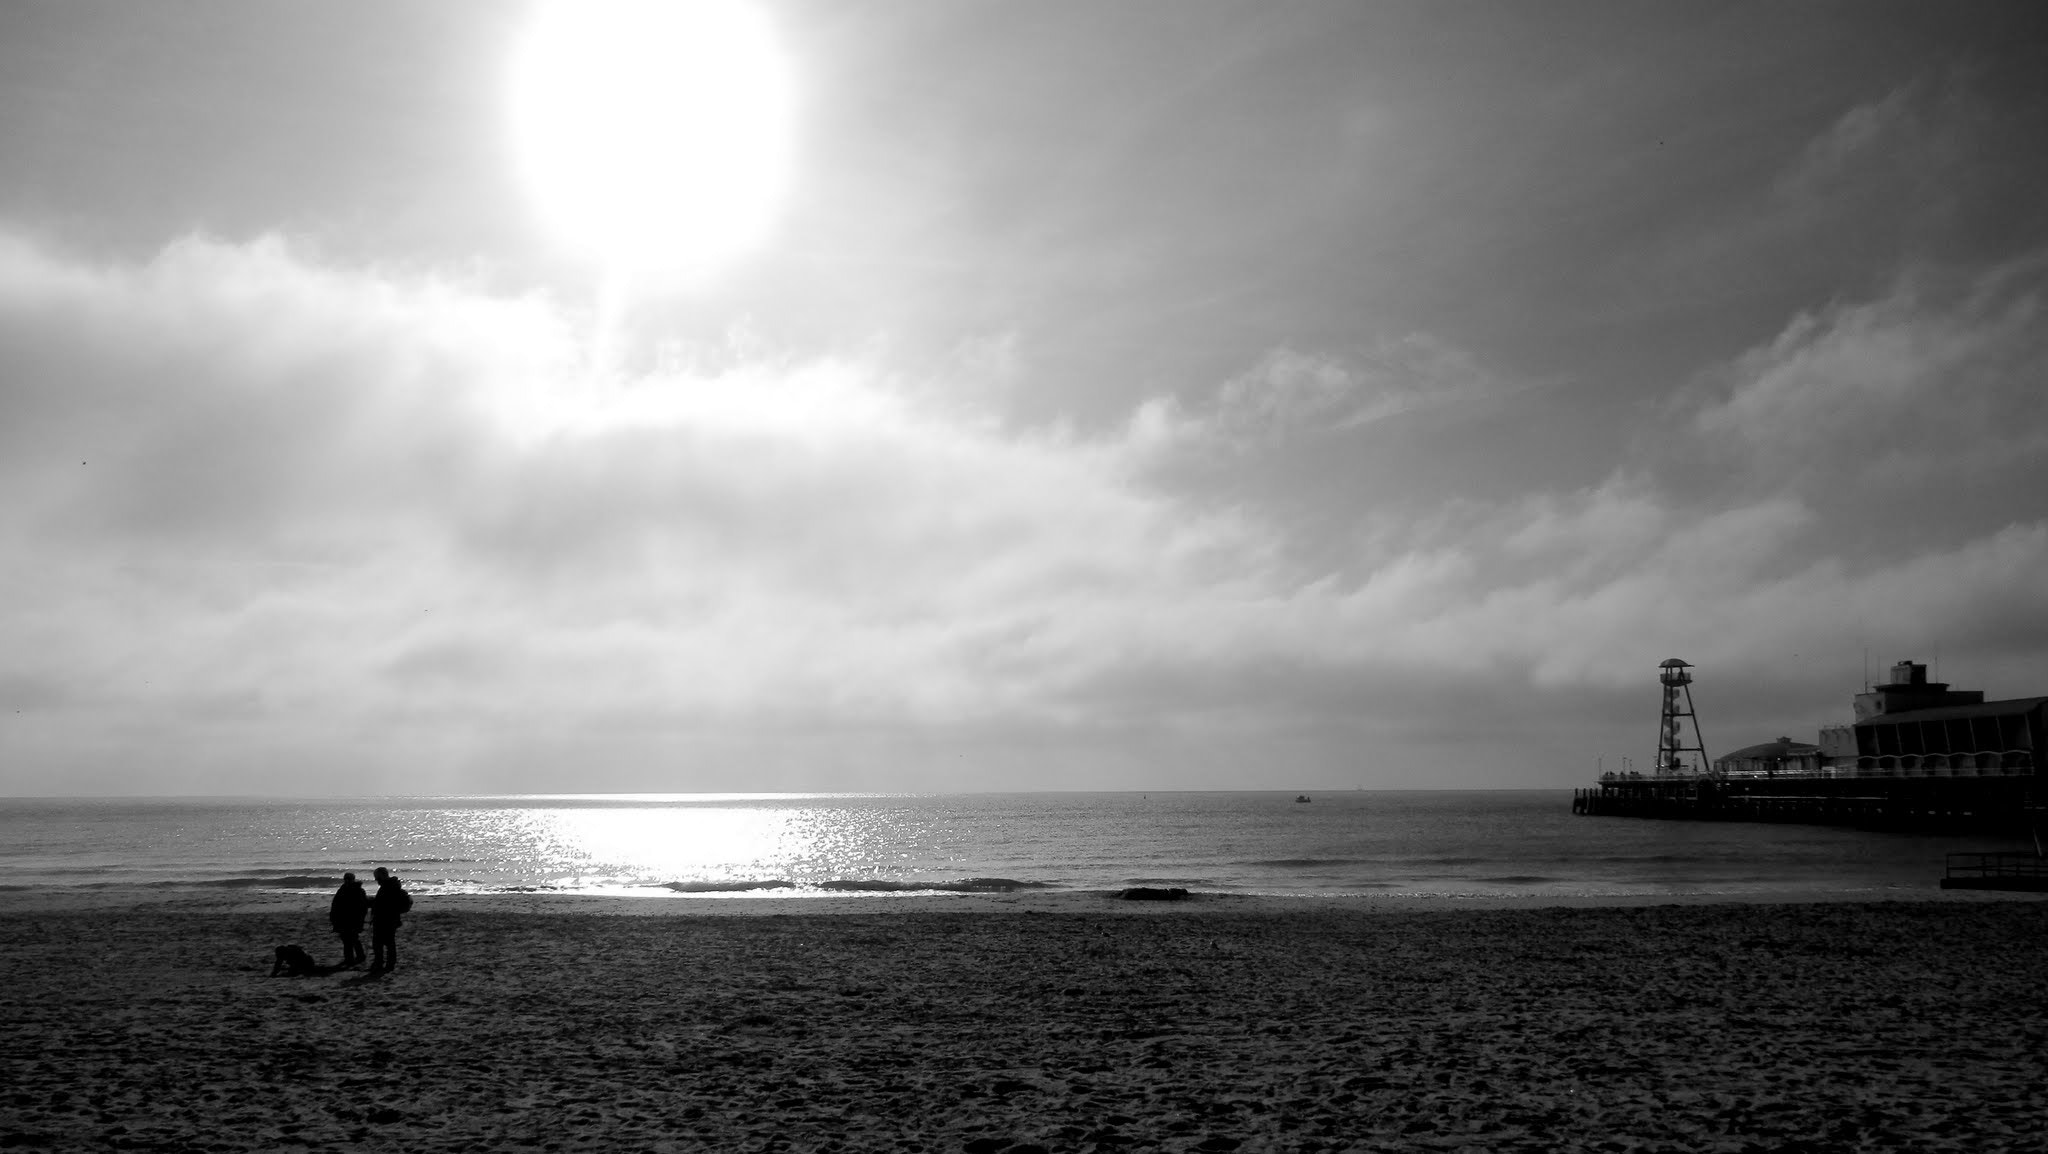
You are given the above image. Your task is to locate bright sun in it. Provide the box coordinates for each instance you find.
[509,0,794,282]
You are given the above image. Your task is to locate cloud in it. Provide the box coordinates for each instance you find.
[1691,255,2048,487]
[0,232,553,548]
[1772,82,1950,203]
[1182,333,1513,449]
[0,230,1308,789]
[5,230,2048,794]
[1622,73,2048,323]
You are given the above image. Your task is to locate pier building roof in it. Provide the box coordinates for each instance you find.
[1721,737,1822,761]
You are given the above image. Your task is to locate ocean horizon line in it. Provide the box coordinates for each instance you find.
[1,786,1568,803]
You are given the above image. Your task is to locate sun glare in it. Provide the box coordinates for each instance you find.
[510,0,794,282]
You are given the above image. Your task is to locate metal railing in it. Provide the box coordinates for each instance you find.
[1944,853,2048,881]
[1599,760,2035,784]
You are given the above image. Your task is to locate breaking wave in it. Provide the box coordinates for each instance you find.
[813,877,1050,894]
[662,880,798,894]
[101,875,344,890]
[1238,858,1377,868]
[653,877,1052,895]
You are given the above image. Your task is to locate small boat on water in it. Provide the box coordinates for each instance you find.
[1294,794,1311,804]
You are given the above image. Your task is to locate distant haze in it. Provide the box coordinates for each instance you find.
[3,1,2047,796]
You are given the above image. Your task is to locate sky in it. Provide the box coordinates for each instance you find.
[3,0,2047,796]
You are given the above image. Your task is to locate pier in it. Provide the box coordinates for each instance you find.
[1576,657,2045,834]
[1572,774,2043,834]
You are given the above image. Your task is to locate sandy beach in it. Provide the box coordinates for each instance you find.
[3,894,2045,1153]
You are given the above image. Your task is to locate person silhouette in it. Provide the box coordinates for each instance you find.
[368,866,412,974]
[330,872,369,968]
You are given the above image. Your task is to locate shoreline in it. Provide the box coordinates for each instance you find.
[3,879,2042,918]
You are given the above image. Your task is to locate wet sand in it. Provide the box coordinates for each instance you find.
[3,895,2045,1152]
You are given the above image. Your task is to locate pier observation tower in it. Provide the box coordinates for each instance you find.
[1655,658,1709,775]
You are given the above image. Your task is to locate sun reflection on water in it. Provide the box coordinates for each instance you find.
[466,803,934,893]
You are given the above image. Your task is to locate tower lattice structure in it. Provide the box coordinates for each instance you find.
[1655,658,1709,776]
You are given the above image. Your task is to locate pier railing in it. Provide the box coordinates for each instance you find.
[1598,762,2035,783]
[1572,779,2042,833]
[1943,853,2048,882]
[1940,852,2048,891]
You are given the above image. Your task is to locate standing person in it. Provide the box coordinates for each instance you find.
[368,866,412,974]
[329,872,369,968]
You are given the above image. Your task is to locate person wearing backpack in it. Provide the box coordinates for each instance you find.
[368,866,413,974]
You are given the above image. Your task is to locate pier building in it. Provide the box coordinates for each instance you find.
[1713,737,1823,778]
[1838,661,2044,776]
[1574,659,2044,833]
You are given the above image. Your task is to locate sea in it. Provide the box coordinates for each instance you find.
[2,790,2034,906]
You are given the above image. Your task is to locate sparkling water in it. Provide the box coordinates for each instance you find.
[0,791,2029,903]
